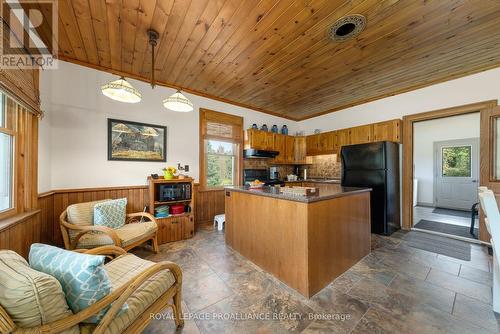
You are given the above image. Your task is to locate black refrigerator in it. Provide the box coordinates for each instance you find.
[341,141,400,235]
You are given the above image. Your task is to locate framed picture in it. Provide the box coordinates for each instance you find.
[108,118,167,162]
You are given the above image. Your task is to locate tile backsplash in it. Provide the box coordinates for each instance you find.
[243,154,341,179]
[303,154,341,179]
[243,159,294,178]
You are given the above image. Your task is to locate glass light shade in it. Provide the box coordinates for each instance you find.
[101,77,141,103]
[163,91,193,112]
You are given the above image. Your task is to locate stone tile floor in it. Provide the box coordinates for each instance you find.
[133,225,500,334]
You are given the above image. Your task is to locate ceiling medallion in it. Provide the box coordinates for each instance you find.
[329,14,366,42]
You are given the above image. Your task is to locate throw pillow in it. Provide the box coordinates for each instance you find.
[28,244,126,324]
[0,250,79,333]
[93,198,127,229]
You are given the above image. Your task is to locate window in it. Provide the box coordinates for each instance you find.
[206,140,237,187]
[0,93,14,214]
[441,145,472,177]
[200,109,243,189]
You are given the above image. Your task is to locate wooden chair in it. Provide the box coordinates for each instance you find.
[59,200,159,253]
[0,246,184,334]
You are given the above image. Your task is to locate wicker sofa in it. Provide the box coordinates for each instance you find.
[59,200,159,253]
[0,246,183,334]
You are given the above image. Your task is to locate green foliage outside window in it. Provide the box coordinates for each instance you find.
[206,140,235,187]
[442,146,471,177]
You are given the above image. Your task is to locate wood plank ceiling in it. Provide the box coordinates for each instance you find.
[35,0,500,120]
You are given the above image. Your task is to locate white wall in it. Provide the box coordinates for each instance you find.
[39,62,500,192]
[413,113,480,205]
[39,61,297,190]
[298,67,500,133]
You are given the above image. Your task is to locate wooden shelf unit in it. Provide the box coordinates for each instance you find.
[148,177,195,244]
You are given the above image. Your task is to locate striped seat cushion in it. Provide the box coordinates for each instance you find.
[0,250,79,334]
[75,221,157,249]
[66,200,110,240]
[80,254,176,334]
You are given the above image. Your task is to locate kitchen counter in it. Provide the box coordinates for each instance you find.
[284,178,341,184]
[225,184,369,203]
[225,184,371,298]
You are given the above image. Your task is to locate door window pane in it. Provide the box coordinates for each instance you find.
[441,146,471,177]
[0,132,13,212]
[205,139,237,187]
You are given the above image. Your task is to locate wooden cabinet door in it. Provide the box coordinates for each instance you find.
[319,132,334,153]
[334,129,350,154]
[245,129,268,149]
[373,119,401,142]
[294,136,307,163]
[306,134,320,155]
[183,215,194,239]
[273,134,286,163]
[285,136,295,163]
[264,132,275,150]
[349,125,373,145]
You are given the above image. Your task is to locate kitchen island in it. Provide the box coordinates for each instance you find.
[224,185,371,298]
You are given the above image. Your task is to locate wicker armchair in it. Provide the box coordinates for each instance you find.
[0,246,183,334]
[59,200,159,253]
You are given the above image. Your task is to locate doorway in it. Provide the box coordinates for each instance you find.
[403,100,497,244]
[412,114,480,240]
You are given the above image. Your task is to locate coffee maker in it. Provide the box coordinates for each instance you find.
[269,167,280,180]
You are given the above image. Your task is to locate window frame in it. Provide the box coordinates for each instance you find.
[0,93,16,220]
[199,108,243,191]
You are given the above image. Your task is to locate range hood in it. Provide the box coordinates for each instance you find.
[243,149,279,158]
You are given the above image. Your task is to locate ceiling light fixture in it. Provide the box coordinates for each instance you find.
[101,76,142,103]
[163,90,194,112]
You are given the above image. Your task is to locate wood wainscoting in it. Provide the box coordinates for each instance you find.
[0,210,42,258]
[26,184,223,249]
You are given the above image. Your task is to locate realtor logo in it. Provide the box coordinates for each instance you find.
[1,0,58,69]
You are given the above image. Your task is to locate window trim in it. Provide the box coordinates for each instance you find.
[0,95,16,220]
[199,108,243,190]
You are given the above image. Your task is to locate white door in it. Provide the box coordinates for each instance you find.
[434,138,479,210]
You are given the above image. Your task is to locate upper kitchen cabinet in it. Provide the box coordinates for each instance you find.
[349,124,373,145]
[245,129,274,150]
[319,132,335,153]
[273,133,286,163]
[373,119,402,143]
[285,136,295,163]
[306,134,320,155]
[294,136,307,164]
[334,129,350,154]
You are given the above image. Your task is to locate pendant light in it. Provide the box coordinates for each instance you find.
[101,76,141,103]
[163,90,194,112]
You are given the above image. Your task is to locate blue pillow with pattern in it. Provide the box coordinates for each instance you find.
[29,244,126,323]
[93,198,127,229]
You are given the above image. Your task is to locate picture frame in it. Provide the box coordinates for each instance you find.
[107,118,167,162]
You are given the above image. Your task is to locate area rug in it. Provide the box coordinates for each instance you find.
[414,219,477,239]
[403,230,471,261]
[432,207,472,218]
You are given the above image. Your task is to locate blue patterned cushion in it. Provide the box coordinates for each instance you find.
[28,244,125,324]
[93,198,127,229]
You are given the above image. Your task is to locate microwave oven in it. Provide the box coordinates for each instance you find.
[158,183,192,202]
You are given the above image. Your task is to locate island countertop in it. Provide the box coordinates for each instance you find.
[225,184,371,203]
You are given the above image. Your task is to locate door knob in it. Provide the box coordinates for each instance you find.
[472,180,478,183]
